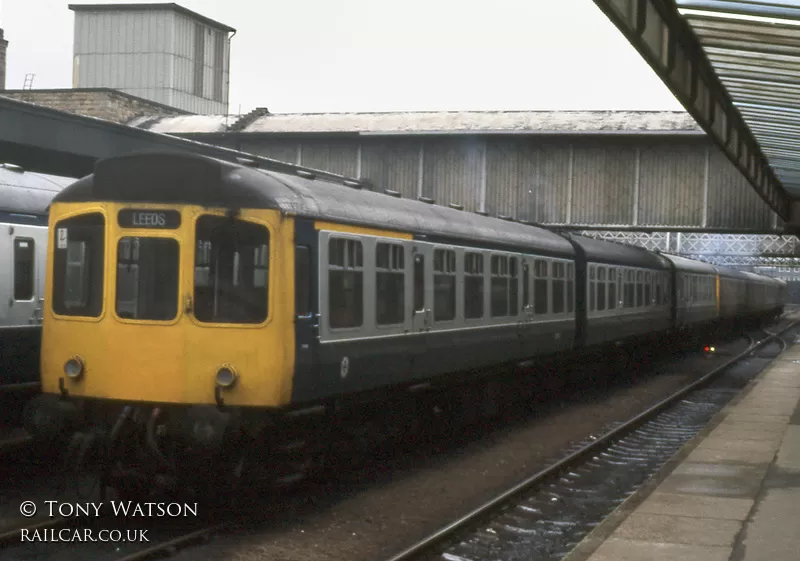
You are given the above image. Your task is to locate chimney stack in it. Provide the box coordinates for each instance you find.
[0,29,7,90]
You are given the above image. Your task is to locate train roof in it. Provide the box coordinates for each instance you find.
[0,164,73,217]
[568,235,671,269]
[716,267,754,281]
[54,152,575,257]
[739,270,784,285]
[661,253,718,274]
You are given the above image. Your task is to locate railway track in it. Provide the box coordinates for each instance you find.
[381,317,799,561]
[0,508,226,561]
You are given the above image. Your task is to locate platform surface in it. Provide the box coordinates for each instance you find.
[568,328,800,561]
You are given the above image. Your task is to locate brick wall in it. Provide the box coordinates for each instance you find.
[0,89,189,124]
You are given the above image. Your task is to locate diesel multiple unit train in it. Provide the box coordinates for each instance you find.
[0,165,73,424]
[21,152,785,491]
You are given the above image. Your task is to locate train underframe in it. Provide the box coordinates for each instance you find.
[23,309,783,501]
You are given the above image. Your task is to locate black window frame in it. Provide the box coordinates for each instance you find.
[327,236,363,330]
[52,213,106,318]
[464,252,485,320]
[375,242,406,326]
[13,237,35,301]
[295,245,311,318]
[193,215,270,325]
[433,248,457,323]
[533,259,549,315]
[552,261,565,314]
[115,236,180,322]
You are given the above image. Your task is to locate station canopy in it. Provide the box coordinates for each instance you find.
[593,0,800,226]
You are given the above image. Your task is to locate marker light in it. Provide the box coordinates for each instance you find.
[215,366,237,388]
[64,357,84,379]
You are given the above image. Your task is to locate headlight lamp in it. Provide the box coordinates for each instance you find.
[64,357,85,380]
[215,366,237,388]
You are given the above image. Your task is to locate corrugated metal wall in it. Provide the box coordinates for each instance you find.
[73,10,229,114]
[360,140,421,199]
[706,148,774,230]
[298,140,359,177]
[216,134,780,231]
[485,140,572,223]
[571,142,637,225]
[421,139,483,212]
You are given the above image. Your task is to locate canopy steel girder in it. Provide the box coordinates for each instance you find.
[591,0,792,221]
[0,95,361,185]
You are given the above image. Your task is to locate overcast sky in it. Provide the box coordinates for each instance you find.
[2,0,684,115]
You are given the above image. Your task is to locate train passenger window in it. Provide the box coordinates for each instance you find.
[534,259,548,315]
[433,249,456,322]
[491,255,510,317]
[464,252,484,319]
[376,243,405,326]
[414,253,425,313]
[624,270,634,308]
[522,262,530,309]
[567,263,574,313]
[645,272,652,306]
[664,275,671,304]
[326,237,362,329]
[509,258,519,315]
[608,268,617,310]
[194,216,270,324]
[656,281,662,306]
[588,265,596,312]
[636,271,644,307]
[13,238,34,301]
[553,262,565,314]
[295,246,311,317]
[52,213,105,317]
[116,237,179,321]
[597,267,606,311]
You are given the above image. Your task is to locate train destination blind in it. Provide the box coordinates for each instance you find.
[118,210,181,229]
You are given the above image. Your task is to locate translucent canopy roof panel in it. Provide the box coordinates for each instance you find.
[677,1,800,200]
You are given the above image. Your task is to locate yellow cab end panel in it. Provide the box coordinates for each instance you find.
[41,204,295,408]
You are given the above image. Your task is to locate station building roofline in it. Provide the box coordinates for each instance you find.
[129,110,706,136]
[68,3,235,33]
[0,88,193,116]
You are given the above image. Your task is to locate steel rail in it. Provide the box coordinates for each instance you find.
[0,516,72,545]
[382,317,799,561]
[113,524,227,561]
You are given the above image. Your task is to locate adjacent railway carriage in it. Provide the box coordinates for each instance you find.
[718,268,752,319]
[569,236,672,346]
[25,152,787,490]
[662,254,719,328]
[0,166,69,407]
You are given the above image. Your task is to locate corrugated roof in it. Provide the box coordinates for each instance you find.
[676,1,800,197]
[128,110,704,136]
